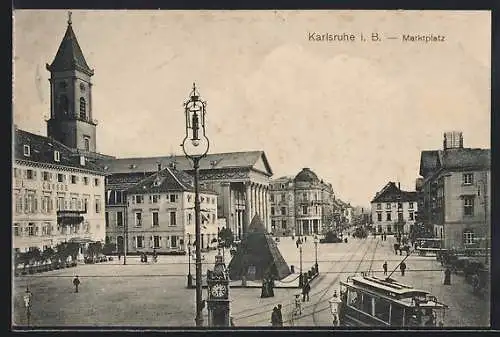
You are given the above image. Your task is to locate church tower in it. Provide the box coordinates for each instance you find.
[46,12,97,153]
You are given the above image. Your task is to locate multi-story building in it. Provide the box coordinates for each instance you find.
[269,176,295,236]
[15,14,275,256]
[269,168,336,236]
[124,164,218,253]
[371,182,419,234]
[100,152,273,243]
[418,131,490,250]
[13,128,106,253]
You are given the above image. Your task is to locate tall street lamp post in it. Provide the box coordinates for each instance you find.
[181,83,210,327]
[314,235,319,273]
[187,234,193,288]
[298,238,303,288]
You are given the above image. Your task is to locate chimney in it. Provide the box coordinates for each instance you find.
[398,182,401,190]
[157,162,162,172]
[169,161,176,170]
[443,131,464,150]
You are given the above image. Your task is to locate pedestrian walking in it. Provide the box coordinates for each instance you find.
[400,262,406,276]
[443,268,451,285]
[296,239,300,249]
[302,281,311,302]
[118,253,121,260]
[394,243,400,255]
[73,275,80,293]
[23,287,32,325]
[383,261,388,275]
[271,306,279,327]
[277,304,283,327]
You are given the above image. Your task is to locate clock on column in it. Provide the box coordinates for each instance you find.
[210,283,227,299]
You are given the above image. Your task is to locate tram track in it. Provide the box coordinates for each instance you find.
[310,237,379,326]
[232,238,368,326]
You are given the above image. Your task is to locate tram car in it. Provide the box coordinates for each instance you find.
[352,227,368,239]
[339,274,448,327]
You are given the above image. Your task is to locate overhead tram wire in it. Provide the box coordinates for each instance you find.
[241,238,376,326]
[231,239,368,321]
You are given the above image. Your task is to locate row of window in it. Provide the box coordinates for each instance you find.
[13,193,101,214]
[376,202,414,211]
[375,211,415,222]
[130,235,181,249]
[130,194,216,205]
[270,205,322,216]
[271,219,288,230]
[105,210,217,228]
[13,222,92,237]
[134,211,177,227]
[14,168,100,187]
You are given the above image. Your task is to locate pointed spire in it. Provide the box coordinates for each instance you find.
[46,12,94,76]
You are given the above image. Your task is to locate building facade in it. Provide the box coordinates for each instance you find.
[269,168,336,236]
[418,132,491,250]
[370,182,419,234]
[123,165,218,254]
[13,128,106,253]
[99,151,273,242]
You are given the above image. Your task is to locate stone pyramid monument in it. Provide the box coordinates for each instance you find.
[228,214,291,281]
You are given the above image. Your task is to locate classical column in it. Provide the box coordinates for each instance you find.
[252,183,257,218]
[221,182,231,229]
[245,182,252,235]
[257,184,262,219]
[263,187,268,232]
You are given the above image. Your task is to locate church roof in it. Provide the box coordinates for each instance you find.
[126,166,217,195]
[14,128,104,174]
[46,18,94,76]
[97,151,273,176]
[294,167,320,183]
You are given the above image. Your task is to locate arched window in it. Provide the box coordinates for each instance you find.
[79,97,87,120]
[58,95,69,117]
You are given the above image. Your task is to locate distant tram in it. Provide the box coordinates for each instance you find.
[339,274,448,327]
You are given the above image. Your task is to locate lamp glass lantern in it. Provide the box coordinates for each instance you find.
[182,83,209,159]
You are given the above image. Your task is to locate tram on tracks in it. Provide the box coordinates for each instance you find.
[339,274,448,327]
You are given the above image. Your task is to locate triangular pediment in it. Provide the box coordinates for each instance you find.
[252,152,273,176]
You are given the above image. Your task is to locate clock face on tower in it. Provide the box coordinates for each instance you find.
[210,284,227,298]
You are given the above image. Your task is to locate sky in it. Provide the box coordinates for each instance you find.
[12,10,491,208]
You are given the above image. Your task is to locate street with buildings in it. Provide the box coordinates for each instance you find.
[12,11,490,329]
[13,235,489,327]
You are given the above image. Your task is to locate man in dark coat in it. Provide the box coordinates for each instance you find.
[302,281,311,302]
[73,275,81,293]
[271,306,279,327]
[383,261,388,275]
[400,262,407,276]
[277,304,283,327]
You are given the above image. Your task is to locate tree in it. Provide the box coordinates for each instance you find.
[87,241,103,259]
[102,243,116,255]
[41,247,55,263]
[218,228,234,248]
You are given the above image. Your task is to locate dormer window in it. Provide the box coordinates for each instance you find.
[54,150,60,162]
[80,155,86,166]
[23,145,30,157]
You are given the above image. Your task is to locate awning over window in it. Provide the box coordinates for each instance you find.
[57,210,85,225]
